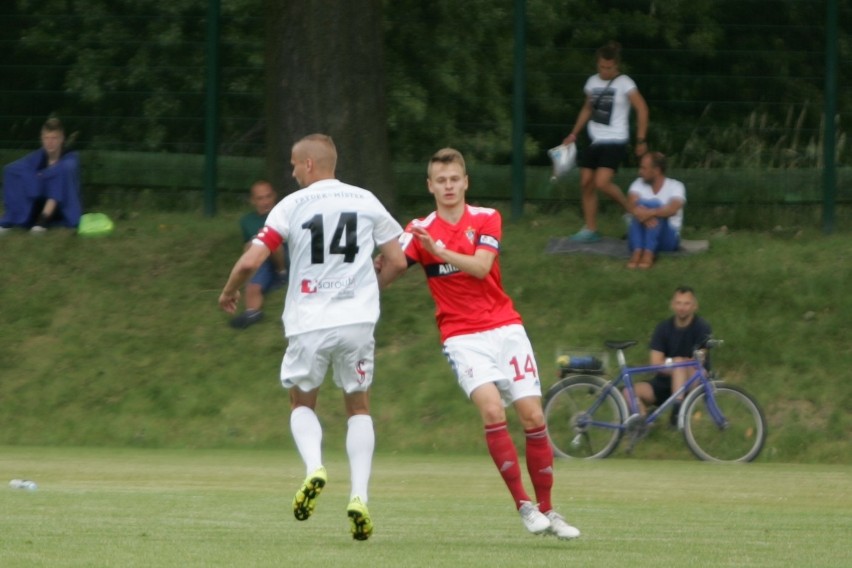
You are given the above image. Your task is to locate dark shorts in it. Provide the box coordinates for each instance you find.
[647,374,672,404]
[249,259,284,293]
[578,142,628,171]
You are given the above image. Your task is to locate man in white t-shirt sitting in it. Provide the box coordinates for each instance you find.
[626,151,685,269]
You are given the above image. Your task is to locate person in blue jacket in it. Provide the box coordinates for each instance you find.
[1,117,82,233]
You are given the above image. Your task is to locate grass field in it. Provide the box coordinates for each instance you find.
[1,447,850,567]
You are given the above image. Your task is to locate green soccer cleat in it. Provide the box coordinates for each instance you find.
[293,466,327,521]
[347,496,373,541]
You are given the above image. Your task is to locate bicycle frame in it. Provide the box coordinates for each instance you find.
[546,338,765,462]
[593,350,723,433]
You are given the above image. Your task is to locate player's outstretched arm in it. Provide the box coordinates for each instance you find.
[219,243,271,313]
[412,226,494,279]
[375,239,408,290]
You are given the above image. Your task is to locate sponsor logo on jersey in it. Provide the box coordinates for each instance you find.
[300,277,356,294]
[424,262,461,277]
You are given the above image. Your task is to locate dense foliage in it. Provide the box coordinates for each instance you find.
[0,0,848,168]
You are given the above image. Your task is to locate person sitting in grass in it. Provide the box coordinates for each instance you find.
[0,116,82,234]
[229,180,289,329]
[626,151,685,269]
[626,286,712,426]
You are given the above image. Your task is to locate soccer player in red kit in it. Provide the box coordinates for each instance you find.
[375,148,580,539]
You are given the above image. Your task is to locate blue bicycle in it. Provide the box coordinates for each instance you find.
[543,339,767,463]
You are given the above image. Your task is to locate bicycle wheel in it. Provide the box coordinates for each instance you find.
[681,382,767,463]
[543,374,627,459]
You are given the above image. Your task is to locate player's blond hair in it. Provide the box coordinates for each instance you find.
[427,147,466,178]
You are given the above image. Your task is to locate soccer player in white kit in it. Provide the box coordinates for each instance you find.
[375,148,580,540]
[219,134,407,540]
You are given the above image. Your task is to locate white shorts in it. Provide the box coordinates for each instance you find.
[442,324,542,406]
[281,323,375,394]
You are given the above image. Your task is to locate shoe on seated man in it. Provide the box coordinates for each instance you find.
[229,309,264,329]
[568,227,602,243]
[637,249,655,269]
[627,249,643,269]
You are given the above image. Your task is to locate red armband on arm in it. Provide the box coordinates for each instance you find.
[253,226,283,251]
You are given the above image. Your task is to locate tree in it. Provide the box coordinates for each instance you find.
[264,0,394,206]
[4,0,263,154]
[383,1,515,164]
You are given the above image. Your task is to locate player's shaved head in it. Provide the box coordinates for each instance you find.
[293,134,337,174]
[290,133,337,188]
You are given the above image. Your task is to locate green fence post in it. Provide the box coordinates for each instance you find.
[510,0,526,221]
[822,0,837,234]
[203,0,221,218]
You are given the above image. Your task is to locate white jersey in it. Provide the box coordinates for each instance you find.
[254,178,403,337]
[583,74,638,143]
[628,176,687,232]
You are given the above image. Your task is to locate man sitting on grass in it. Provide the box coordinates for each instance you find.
[0,117,82,234]
[626,151,685,269]
[229,180,288,329]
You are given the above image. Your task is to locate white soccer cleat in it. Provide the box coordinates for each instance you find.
[545,510,581,540]
[518,501,551,535]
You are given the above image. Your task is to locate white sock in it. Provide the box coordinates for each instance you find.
[347,414,374,502]
[290,406,323,474]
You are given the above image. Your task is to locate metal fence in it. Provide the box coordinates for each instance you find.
[0,2,849,222]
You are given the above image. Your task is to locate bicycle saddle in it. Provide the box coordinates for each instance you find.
[604,340,638,350]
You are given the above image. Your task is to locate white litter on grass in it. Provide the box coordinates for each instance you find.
[9,479,38,491]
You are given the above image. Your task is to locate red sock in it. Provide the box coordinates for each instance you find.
[485,422,530,508]
[525,424,554,513]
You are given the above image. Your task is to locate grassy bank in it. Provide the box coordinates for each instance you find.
[0,204,849,463]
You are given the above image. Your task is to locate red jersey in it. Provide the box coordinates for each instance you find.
[401,205,522,342]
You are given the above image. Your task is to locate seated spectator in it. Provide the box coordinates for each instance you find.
[0,117,82,233]
[229,180,288,329]
[624,286,712,426]
[626,152,685,269]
